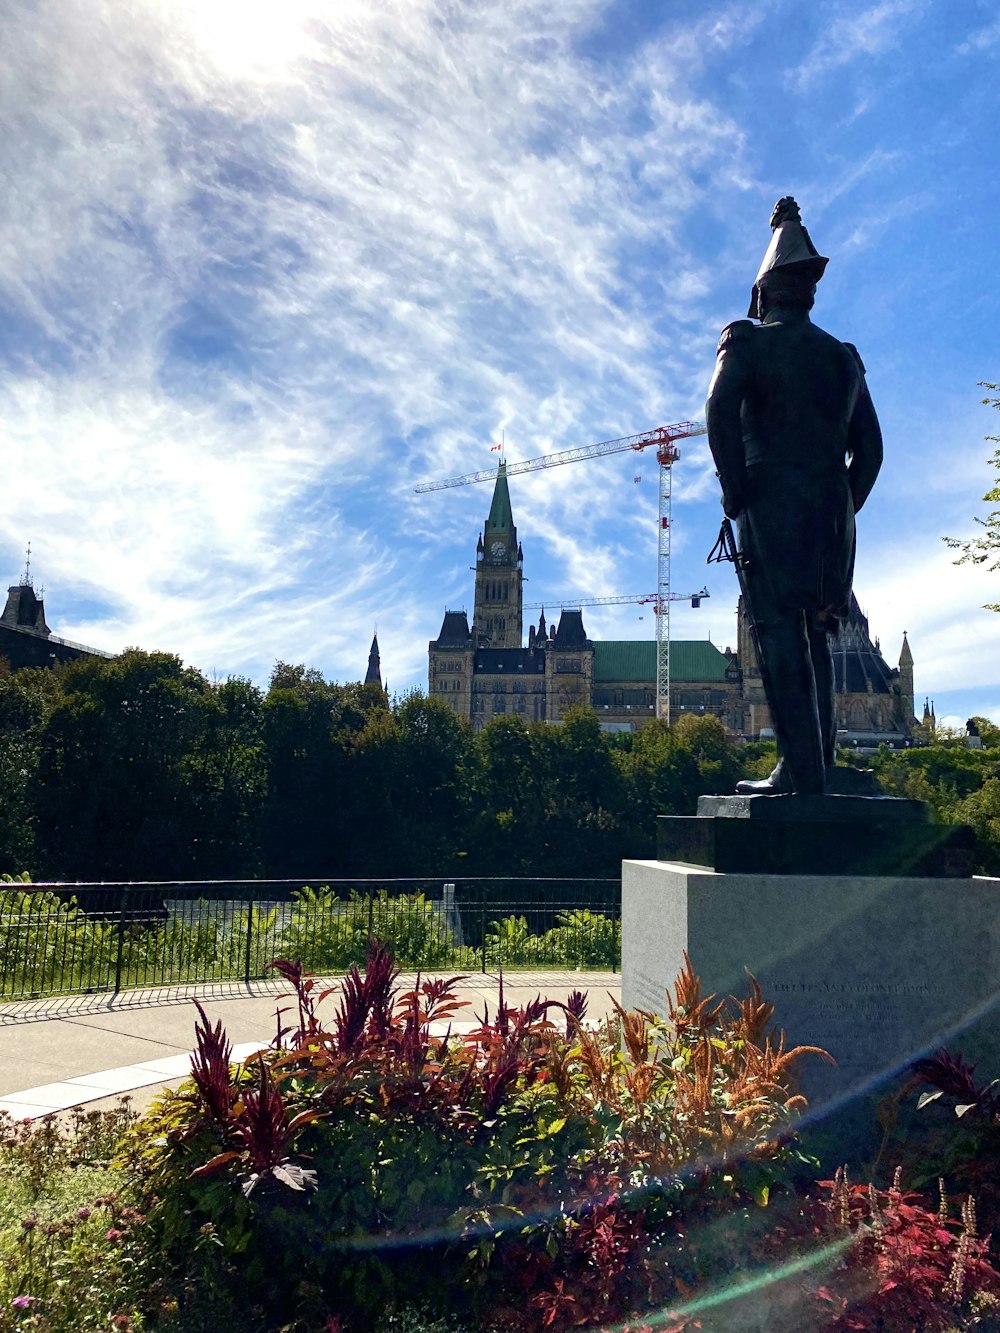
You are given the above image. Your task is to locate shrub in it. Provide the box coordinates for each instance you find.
[537,907,620,968]
[276,886,474,972]
[124,947,829,1331]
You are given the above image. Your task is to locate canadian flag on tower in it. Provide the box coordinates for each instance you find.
[490,442,502,452]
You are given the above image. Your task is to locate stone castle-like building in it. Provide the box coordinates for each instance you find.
[429,464,917,743]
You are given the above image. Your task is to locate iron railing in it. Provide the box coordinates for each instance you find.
[0,878,621,1000]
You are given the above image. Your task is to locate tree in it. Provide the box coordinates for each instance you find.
[35,650,212,879]
[349,692,474,875]
[182,676,267,877]
[945,382,1000,610]
[260,664,357,876]
[0,663,63,874]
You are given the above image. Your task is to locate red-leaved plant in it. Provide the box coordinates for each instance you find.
[810,1166,1000,1331]
[185,998,321,1198]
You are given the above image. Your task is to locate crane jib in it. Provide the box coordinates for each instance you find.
[412,422,707,493]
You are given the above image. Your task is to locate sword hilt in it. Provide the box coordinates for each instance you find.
[707,519,738,565]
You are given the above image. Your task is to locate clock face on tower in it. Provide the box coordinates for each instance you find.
[490,540,507,562]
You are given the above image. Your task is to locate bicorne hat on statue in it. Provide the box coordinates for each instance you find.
[748,196,829,318]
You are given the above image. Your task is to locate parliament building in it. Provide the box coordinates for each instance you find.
[428,464,918,744]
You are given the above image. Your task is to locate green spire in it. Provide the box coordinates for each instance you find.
[486,461,514,533]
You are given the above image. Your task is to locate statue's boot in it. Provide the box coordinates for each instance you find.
[736,759,792,795]
[742,616,827,795]
[809,619,837,773]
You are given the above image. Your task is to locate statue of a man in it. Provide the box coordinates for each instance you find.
[705,198,884,794]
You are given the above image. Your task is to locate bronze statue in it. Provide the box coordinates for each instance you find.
[705,198,884,794]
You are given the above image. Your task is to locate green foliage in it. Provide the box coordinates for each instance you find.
[31,650,268,880]
[956,778,1000,874]
[0,882,619,999]
[867,744,1000,867]
[483,908,620,969]
[0,668,60,877]
[277,886,474,972]
[945,384,1000,610]
[3,643,1000,884]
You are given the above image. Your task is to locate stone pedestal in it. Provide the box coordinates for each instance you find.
[622,859,1000,1113]
[658,793,974,877]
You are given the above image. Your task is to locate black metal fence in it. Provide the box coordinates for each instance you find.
[0,878,622,1001]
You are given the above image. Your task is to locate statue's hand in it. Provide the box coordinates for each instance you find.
[721,491,745,520]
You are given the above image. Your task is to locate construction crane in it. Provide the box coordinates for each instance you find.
[523,590,709,610]
[413,424,701,493]
[414,420,708,723]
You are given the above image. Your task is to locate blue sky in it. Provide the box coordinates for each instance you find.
[2,0,998,727]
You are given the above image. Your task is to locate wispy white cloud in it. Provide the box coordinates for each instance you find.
[1,0,996,721]
[0,0,754,689]
[786,0,922,92]
[855,536,1000,698]
[957,15,1000,55]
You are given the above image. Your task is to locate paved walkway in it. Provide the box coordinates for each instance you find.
[0,971,621,1120]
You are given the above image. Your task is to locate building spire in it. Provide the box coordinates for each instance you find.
[20,542,32,589]
[365,631,382,689]
[485,460,514,534]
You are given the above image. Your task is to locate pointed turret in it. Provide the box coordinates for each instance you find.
[485,461,514,535]
[897,631,915,731]
[1,582,50,635]
[365,632,382,688]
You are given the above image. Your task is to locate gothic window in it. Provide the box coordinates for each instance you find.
[493,695,506,714]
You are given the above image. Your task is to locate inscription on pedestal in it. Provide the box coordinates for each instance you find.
[630,967,667,1013]
[621,859,1000,1118]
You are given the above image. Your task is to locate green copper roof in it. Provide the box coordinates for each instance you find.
[592,640,729,683]
[485,462,514,533]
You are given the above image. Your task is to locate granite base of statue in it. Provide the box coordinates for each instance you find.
[621,787,997,1165]
[658,787,974,877]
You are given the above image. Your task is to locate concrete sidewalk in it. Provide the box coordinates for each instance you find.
[0,971,622,1120]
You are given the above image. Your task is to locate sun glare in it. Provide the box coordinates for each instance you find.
[180,0,320,83]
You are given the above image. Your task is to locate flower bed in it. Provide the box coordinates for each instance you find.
[2,947,999,1332]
